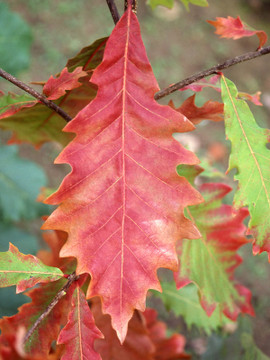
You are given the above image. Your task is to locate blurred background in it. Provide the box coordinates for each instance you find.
[0,0,270,358]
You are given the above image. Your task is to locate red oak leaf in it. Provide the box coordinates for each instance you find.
[174,183,254,320]
[0,38,107,147]
[58,285,103,360]
[144,308,190,359]
[207,16,267,49]
[170,95,224,124]
[180,75,221,93]
[92,299,189,359]
[0,279,73,358]
[43,67,87,100]
[43,5,202,342]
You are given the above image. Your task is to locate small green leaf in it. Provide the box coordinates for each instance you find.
[0,243,64,293]
[180,0,208,10]
[147,0,174,9]
[221,76,270,258]
[153,282,231,333]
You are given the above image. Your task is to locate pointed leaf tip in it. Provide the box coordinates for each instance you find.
[43,6,202,342]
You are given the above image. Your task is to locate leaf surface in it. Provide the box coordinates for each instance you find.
[221,76,270,259]
[0,38,107,147]
[43,67,87,100]
[207,16,267,49]
[170,95,224,125]
[153,282,231,334]
[0,279,73,357]
[0,243,63,293]
[147,0,208,10]
[43,6,202,342]
[58,285,103,360]
[174,182,254,320]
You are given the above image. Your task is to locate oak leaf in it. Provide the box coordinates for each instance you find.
[221,76,270,259]
[58,284,103,360]
[170,95,224,124]
[0,243,63,293]
[174,182,254,320]
[43,5,202,342]
[0,38,107,147]
[207,16,267,49]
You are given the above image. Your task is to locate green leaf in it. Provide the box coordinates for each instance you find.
[180,0,208,10]
[153,282,231,333]
[221,76,270,258]
[147,0,208,10]
[0,3,33,75]
[0,143,49,221]
[0,243,64,293]
[175,183,254,319]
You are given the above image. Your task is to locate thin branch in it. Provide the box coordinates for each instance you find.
[0,68,72,122]
[155,45,270,100]
[106,0,120,24]
[23,272,79,346]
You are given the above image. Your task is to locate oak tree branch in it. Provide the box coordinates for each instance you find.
[106,0,120,24]
[155,45,270,100]
[0,68,72,122]
[23,273,79,347]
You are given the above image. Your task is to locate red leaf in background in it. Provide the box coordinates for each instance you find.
[58,285,103,360]
[170,95,224,125]
[92,299,189,360]
[174,182,254,320]
[180,74,221,93]
[179,75,263,106]
[207,16,267,49]
[0,38,107,147]
[43,5,202,342]
[0,279,73,358]
[43,67,87,100]
[144,308,190,359]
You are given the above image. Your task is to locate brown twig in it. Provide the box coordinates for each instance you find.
[23,272,79,347]
[106,0,120,24]
[125,0,137,12]
[155,45,270,100]
[0,68,72,122]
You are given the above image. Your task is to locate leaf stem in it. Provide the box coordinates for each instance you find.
[0,68,72,122]
[106,0,120,24]
[23,272,79,347]
[155,45,270,100]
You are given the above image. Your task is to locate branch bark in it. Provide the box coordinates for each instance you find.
[23,272,79,346]
[106,0,120,24]
[155,45,270,100]
[0,68,72,122]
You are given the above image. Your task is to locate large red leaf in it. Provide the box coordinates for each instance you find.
[58,285,103,360]
[43,5,202,342]
[207,16,267,49]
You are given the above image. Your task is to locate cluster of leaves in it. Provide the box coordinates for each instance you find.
[0,0,269,358]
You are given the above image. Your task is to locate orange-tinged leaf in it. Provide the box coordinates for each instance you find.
[58,285,103,360]
[0,243,63,293]
[170,95,224,124]
[92,299,155,360]
[0,37,107,147]
[207,16,267,49]
[43,6,202,342]
[174,182,254,320]
[144,308,190,359]
[0,279,73,357]
[43,67,87,100]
